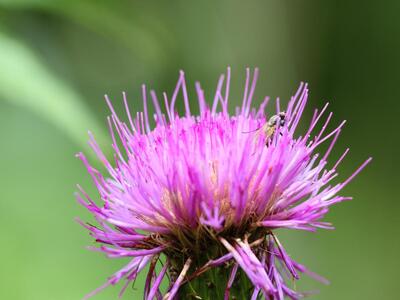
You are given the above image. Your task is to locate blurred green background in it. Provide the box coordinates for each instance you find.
[0,1,398,299]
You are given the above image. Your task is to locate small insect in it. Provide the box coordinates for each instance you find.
[248,112,286,145]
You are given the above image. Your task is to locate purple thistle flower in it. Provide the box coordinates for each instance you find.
[77,68,371,299]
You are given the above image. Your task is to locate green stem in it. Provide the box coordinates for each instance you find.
[177,265,254,300]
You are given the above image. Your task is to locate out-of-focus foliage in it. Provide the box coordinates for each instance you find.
[0,1,398,299]
[0,31,104,148]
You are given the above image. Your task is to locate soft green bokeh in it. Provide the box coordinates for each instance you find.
[0,1,398,299]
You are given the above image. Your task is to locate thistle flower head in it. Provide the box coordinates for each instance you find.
[77,68,371,299]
